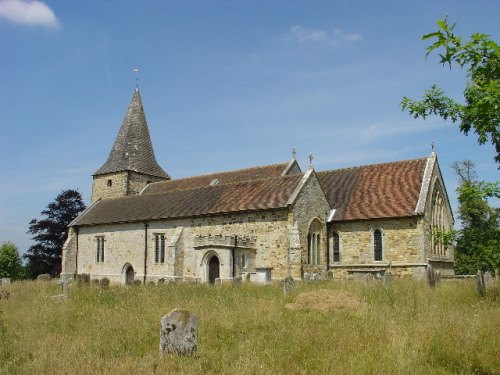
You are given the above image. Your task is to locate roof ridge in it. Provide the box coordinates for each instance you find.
[317,157,428,174]
[174,161,289,180]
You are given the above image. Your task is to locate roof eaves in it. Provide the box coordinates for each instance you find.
[69,199,102,227]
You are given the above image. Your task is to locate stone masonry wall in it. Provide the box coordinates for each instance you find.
[74,208,292,284]
[329,217,427,278]
[292,171,331,276]
[92,172,129,202]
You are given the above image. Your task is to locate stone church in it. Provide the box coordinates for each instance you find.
[61,88,455,284]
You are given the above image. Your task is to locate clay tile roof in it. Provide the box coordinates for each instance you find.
[94,89,170,179]
[73,174,302,226]
[142,162,290,194]
[317,158,427,221]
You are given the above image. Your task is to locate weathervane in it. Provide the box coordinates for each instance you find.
[292,148,296,160]
[431,141,435,152]
[133,67,140,90]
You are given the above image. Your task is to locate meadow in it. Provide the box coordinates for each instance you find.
[0,278,498,374]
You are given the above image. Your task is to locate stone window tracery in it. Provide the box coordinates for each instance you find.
[431,182,448,256]
[307,219,322,265]
[154,233,165,264]
[332,231,340,262]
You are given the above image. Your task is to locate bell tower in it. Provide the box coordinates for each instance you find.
[91,88,170,202]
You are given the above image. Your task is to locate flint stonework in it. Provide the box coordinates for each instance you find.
[160,309,198,356]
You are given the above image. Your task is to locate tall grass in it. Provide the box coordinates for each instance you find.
[0,279,498,374]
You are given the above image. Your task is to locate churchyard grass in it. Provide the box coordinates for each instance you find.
[0,278,498,374]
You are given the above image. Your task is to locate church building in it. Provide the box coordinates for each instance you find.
[61,88,455,284]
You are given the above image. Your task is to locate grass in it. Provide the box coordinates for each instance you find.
[0,278,499,374]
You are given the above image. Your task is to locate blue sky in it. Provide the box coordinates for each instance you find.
[0,0,499,255]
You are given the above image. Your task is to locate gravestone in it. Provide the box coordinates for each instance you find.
[303,273,311,281]
[160,309,198,356]
[37,274,51,282]
[476,270,485,296]
[483,271,493,288]
[1,278,10,285]
[76,274,90,286]
[99,278,110,289]
[283,276,295,295]
[383,274,394,285]
[426,265,436,287]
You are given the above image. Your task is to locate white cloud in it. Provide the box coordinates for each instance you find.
[0,0,59,28]
[288,25,362,46]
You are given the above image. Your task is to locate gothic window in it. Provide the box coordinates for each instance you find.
[431,182,448,256]
[241,253,247,269]
[96,236,105,263]
[307,219,322,265]
[154,234,166,264]
[374,229,383,261]
[332,232,340,262]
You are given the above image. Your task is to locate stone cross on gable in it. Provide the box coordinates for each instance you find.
[308,153,314,169]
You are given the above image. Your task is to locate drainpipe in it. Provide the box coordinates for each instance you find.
[232,235,238,279]
[75,226,79,277]
[143,222,149,284]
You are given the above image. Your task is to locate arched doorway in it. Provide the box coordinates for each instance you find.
[125,265,135,285]
[208,255,220,284]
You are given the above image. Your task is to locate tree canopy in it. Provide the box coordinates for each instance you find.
[0,241,24,280]
[24,189,86,278]
[451,161,500,274]
[401,17,500,165]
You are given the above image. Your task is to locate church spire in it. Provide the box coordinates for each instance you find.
[94,89,169,179]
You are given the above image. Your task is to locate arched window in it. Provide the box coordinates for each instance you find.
[332,232,340,262]
[374,229,383,261]
[431,182,448,256]
[307,219,322,265]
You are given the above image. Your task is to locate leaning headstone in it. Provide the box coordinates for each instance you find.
[476,270,485,296]
[1,278,11,285]
[160,309,198,356]
[37,274,51,282]
[283,276,295,295]
[426,265,436,287]
[483,271,493,289]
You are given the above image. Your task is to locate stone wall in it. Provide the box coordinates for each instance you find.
[328,217,428,278]
[91,171,167,202]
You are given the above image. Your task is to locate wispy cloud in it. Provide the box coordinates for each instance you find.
[288,25,362,46]
[0,0,59,28]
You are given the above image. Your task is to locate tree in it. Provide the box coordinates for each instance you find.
[451,161,500,274]
[401,17,500,165]
[24,190,86,278]
[0,241,24,280]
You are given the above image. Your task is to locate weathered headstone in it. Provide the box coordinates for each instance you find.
[476,270,485,296]
[99,277,110,289]
[364,273,375,286]
[303,273,311,281]
[1,278,11,285]
[426,265,436,287]
[158,278,165,285]
[37,274,51,282]
[160,309,198,356]
[133,279,142,286]
[76,273,90,286]
[483,271,493,288]
[383,273,394,285]
[283,276,295,295]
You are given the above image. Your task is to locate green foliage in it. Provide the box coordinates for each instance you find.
[24,190,86,278]
[401,17,500,164]
[0,241,24,280]
[451,161,500,274]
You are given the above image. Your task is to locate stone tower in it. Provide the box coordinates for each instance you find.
[91,88,170,202]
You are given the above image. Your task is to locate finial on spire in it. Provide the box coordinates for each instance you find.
[431,141,435,153]
[292,148,296,160]
[308,152,314,169]
[133,67,140,91]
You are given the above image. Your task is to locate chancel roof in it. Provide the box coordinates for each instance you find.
[94,89,169,179]
[317,158,427,221]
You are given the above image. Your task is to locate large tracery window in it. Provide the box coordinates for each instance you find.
[431,182,448,256]
[307,219,322,265]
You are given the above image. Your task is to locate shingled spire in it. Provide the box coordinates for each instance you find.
[94,88,169,178]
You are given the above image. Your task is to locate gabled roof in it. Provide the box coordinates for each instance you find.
[72,174,303,226]
[142,162,294,195]
[94,89,169,179]
[317,158,427,221]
